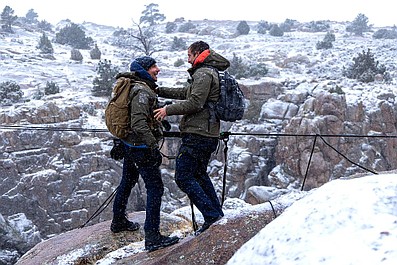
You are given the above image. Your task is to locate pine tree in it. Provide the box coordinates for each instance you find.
[26,9,38,24]
[55,23,93,49]
[1,6,18,33]
[37,33,54,54]
[237,21,250,35]
[346,13,370,36]
[140,3,166,26]
[92,59,119,97]
[90,44,101,59]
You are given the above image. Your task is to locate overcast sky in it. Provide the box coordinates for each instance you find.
[2,0,396,27]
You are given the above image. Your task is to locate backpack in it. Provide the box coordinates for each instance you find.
[105,77,132,139]
[208,69,245,122]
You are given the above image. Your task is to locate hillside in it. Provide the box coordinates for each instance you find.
[1,18,397,264]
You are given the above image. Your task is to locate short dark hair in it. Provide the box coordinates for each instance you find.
[189,41,210,55]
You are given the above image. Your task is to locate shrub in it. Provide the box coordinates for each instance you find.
[170,37,186,51]
[178,22,196,33]
[269,24,284,37]
[165,22,177,33]
[316,32,335,50]
[346,13,370,36]
[236,21,250,35]
[0,81,23,105]
[343,49,390,83]
[92,59,119,97]
[257,21,269,34]
[90,44,101,59]
[174,58,184,67]
[70,49,83,61]
[45,81,60,95]
[37,20,52,32]
[228,53,268,79]
[37,33,53,54]
[55,23,93,49]
[373,28,397,39]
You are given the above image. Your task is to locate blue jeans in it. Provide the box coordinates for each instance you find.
[175,134,223,222]
[113,143,164,232]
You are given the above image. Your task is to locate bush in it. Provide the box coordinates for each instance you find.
[236,21,250,35]
[0,81,23,105]
[45,81,60,95]
[165,22,177,33]
[305,20,330,32]
[174,58,184,67]
[90,44,101,59]
[316,32,335,50]
[70,49,83,61]
[92,59,119,97]
[170,37,187,51]
[373,28,397,39]
[343,49,390,83]
[178,22,196,33]
[346,13,370,36]
[228,53,268,79]
[257,21,270,34]
[37,33,53,54]
[37,20,52,32]
[55,23,93,49]
[269,24,284,37]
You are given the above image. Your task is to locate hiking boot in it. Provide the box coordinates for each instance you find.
[110,215,140,233]
[195,215,222,236]
[145,231,179,252]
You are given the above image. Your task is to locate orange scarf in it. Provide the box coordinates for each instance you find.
[193,49,210,67]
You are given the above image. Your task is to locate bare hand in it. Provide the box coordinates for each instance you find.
[154,107,167,121]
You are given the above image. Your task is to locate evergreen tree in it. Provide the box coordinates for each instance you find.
[37,33,54,54]
[343,49,390,83]
[237,21,250,35]
[37,20,52,32]
[257,21,270,34]
[140,3,166,26]
[316,32,336,50]
[90,44,101,59]
[269,24,284,37]
[346,13,370,36]
[0,81,23,105]
[44,81,60,95]
[70,49,83,61]
[26,9,38,24]
[92,59,119,97]
[55,23,93,49]
[165,21,177,33]
[1,6,18,33]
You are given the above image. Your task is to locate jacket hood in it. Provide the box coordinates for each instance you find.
[190,49,230,73]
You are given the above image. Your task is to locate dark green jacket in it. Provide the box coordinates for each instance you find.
[117,72,162,148]
[158,50,230,138]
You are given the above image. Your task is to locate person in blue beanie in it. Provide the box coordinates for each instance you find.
[110,56,179,252]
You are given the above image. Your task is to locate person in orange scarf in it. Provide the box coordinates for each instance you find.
[154,41,230,235]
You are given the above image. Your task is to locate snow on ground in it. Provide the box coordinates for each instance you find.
[227,174,397,265]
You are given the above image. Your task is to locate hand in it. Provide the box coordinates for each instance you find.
[110,139,125,160]
[154,107,167,121]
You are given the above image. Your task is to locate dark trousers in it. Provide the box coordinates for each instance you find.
[175,134,223,222]
[113,144,164,232]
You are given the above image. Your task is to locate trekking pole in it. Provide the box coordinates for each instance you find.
[80,186,119,228]
[220,132,230,206]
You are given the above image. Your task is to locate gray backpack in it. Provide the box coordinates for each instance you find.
[207,69,245,122]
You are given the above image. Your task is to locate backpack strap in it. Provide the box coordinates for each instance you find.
[201,65,220,123]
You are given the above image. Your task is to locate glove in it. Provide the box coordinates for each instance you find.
[110,138,125,160]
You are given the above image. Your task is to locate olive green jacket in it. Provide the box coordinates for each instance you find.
[117,72,162,149]
[158,50,230,138]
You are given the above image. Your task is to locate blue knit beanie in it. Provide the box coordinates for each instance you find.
[131,56,157,71]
